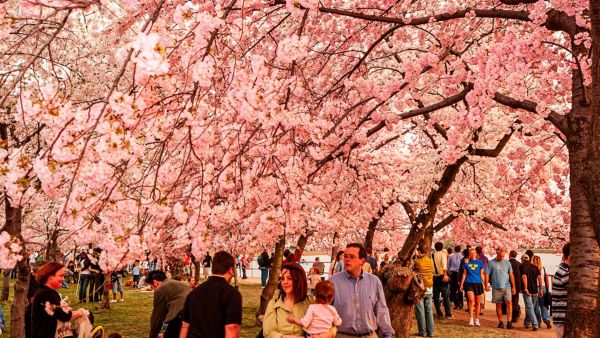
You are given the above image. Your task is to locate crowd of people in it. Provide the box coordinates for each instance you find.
[412,241,570,338]
[5,240,570,338]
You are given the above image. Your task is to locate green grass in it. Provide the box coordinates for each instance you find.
[1,279,549,337]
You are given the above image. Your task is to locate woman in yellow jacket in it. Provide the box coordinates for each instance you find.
[263,263,335,338]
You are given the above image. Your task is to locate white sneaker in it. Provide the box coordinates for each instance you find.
[469,317,474,326]
[475,319,481,327]
[110,299,117,303]
[119,299,124,302]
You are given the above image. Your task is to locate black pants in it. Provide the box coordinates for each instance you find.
[433,277,452,317]
[164,316,182,338]
[450,271,461,308]
[511,293,521,322]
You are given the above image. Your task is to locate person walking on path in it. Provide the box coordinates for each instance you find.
[147,270,191,338]
[532,255,552,329]
[413,240,435,337]
[180,251,242,338]
[460,248,485,327]
[552,243,570,338]
[484,248,516,329]
[520,254,543,331]
[508,250,522,323]
[432,242,452,320]
[330,243,395,338]
[202,252,212,279]
[257,250,270,288]
[447,245,463,310]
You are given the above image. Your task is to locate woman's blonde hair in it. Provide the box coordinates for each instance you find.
[532,255,543,271]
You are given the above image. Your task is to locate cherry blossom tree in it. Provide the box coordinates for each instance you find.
[0,0,593,337]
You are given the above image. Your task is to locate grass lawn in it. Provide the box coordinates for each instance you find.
[1,279,553,337]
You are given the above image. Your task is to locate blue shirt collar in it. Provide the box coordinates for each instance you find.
[342,269,364,280]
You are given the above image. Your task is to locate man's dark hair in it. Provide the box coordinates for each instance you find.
[509,250,518,259]
[434,242,444,251]
[454,245,461,253]
[525,249,534,260]
[475,246,483,254]
[212,251,235,274]
[346,243,367,259]
[283,249,291,258]
[562,243,570,259]
[146,270,167,284]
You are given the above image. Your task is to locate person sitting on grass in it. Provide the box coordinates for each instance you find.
[287,280,342,338]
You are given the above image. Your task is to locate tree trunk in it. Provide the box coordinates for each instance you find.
[562,56,599,336]
[102,271,111,309]
[255,236,285,326]
[364,217,378,254]
[330,231,339,272]
[1,123,30,338]
[45,229,60,262]
[565,177,600,338]
[422,227,434,252]
[1,269,9,301]
[581,3,600,337]
[296,230,312,253]
[381,225,427,338]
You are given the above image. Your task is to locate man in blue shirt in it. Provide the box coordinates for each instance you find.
[484,248,516,329]
[330,243,395,338]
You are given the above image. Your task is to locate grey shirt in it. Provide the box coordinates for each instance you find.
[330,270,395,338]
[149,279,191,338]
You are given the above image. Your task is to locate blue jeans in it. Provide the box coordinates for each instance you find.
[78,274,90,302]
[523,293,540,328]
[539,287,550,322]
[260,267,268,287]
[415,293,434,337]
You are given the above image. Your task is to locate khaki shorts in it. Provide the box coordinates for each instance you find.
[492,288,512,303]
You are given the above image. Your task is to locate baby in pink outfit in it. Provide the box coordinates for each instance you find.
[288,281,342,336]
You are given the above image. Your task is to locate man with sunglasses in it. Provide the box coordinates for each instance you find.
[329,243,394,338]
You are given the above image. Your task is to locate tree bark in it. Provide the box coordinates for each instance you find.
[255,236,285,326]
[580,3,600,336]
[330,231,339,272]
[101,271,111,309]
[1,122,30,338]
[45,229,60,262]
[562,55,600,336]
[1,269,9,301]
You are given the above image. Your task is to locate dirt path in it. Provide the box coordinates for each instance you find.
[445,300,555,337]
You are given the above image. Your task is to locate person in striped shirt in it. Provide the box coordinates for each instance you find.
[551,242,570,338]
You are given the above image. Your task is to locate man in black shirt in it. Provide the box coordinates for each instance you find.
[520,254,543,331]
[181,251,242,338]
[508,251,522,323]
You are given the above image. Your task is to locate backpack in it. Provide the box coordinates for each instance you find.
[257,255,266,267]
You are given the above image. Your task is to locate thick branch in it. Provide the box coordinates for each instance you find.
[492,92,568,134]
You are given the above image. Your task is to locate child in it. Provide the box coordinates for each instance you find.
[309,267,321,295]
[287,281,342,337]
